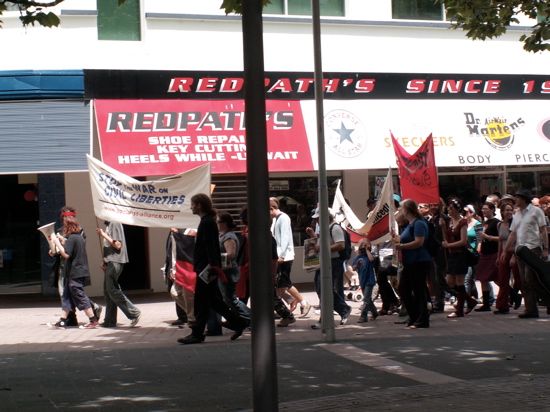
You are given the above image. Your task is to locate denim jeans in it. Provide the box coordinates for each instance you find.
[218,265,251,320]
[314,257,351,317]
[360,284,377,319]
[103,261,141,325]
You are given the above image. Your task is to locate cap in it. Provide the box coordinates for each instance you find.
[513,188,533,202]
[311,207,319,218]
[311,206,333,218]
[501,194,515,202]
[393,194,401,203]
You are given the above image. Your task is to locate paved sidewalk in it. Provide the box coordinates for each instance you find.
[1,285,550,411]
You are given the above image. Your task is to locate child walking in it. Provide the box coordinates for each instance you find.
[352,239,378,323]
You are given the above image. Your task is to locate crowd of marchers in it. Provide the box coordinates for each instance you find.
[46,189,550,340]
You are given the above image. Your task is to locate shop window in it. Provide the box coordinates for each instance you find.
[392,0,443,21]
[97,0,141,41]
[507,171,537,197]
[264,0,344,17]
[269,176,340,246]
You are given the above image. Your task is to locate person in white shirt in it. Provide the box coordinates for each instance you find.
[503,188,549,318]
[270,198,311,321]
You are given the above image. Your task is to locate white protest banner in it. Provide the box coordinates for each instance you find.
[331,180,367,243]
[358,169,396,245]
[87,155,210,228]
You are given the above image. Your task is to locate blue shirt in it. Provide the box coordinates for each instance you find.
[352,253,376,289]
[401,219,432,264]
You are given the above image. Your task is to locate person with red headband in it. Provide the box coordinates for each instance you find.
[48,206,102,327]
[50,212,99,329]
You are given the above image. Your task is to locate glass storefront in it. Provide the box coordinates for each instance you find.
[367,166,550,209]
[268,173,341,246]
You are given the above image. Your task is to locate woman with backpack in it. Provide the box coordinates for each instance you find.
[394,199,432,329]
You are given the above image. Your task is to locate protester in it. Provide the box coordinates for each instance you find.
[352,238,378,323]
[51,215,99,329]
[308,208,352,329]
[503,188,549,318]
[474,202,500,312]
[373,195,401,316]
[270,197,311,317]
[48,206,101,326]
[178,194,249,344]
[441,198,478,318]
[494,203,519,314]
[164,228,196,327]
[271,235,297,327]
[236,206,250,304]
[394,199,432,329]
[427,198,454,312]
[97,221,141,327]
[217,211,251,322]
[464,204,481,300]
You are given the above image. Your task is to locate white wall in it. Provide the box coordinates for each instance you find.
[1,1,549,74]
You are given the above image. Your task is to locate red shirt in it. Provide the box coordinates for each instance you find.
[446,218,467,254]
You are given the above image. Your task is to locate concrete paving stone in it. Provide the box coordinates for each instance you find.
[1,286,550,411]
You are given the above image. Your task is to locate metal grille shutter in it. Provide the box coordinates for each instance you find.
[211,174,248,232]
[0,100,90,175]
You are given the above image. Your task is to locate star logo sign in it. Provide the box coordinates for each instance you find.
[324,109,367,158]
[333,122,355,144]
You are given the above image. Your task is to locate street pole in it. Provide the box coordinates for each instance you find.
[312,0,335,342]
[242,1,279,411]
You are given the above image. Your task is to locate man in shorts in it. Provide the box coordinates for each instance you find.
[270,197,311,321]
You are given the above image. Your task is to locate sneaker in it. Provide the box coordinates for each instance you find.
[357,317,368,323]
[93,305,103,321]
[100,322,116,328]
[52,319,67,329]
[80,321,99,329]
[340,307,352,325]
[300,302,312,318]
[277,317,296,327]
[130,313,142,327]
[311,322,322,330]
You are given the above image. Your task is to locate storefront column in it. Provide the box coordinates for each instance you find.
[38,173,66,297]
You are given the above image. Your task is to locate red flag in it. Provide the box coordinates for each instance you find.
[171,231,197,292]
[391,133,439,204]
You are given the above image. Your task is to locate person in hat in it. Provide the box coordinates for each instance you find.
[501,194,515,207]
[502,188,549,318]
[307,207,352,329]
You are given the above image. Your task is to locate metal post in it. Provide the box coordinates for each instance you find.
[242,1,279,411]
[312,0,335,342]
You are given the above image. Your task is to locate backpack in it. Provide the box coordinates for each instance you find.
[411,218,438,257]
[330,223,352,261]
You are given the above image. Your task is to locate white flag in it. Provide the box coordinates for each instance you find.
[331,169,395,245]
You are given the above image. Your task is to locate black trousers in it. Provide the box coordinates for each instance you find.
[398,260,432,325]
[191,274,248,338]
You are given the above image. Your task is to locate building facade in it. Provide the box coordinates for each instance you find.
[1,0,549,295]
